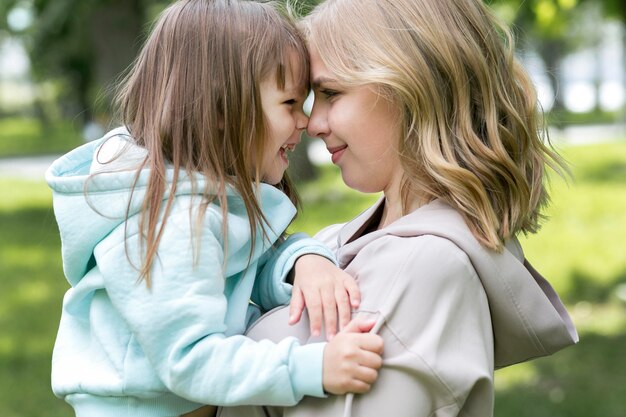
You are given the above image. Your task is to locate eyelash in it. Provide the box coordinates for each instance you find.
[284,99,297,105]
[320,89,339,99]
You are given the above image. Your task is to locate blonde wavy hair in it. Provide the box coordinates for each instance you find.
[303,0,567,250]
[114,0,309,285]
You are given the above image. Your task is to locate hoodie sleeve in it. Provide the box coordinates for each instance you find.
[93,208,326,406]
[251,233,337,311]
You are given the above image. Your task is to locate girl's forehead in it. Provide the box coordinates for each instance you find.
[262,65,306,96]
[285,51,309,91]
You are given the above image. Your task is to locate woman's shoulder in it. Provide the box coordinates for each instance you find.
[360,233,477,280]
[313,222,345,251]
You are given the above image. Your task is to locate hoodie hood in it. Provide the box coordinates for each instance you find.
[320,198,578,369]
[45,131,296,287]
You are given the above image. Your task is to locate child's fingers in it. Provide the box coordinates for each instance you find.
[343,276,361,309]
[334,286,352,331]
[320,287,339,340]
[288,288,305,325]
[354,365,379,386]
[341,379,372,394]
[344,379,372,394]
[322,331,384,395]
[303,290,323,337]
[357,349,384,371]
[357,333,384,354]
[342,318,377,334]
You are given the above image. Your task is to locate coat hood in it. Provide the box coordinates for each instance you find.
[322,198,578,369]
[45,131,296,287]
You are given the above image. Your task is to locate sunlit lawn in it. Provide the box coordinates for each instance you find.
[0,140,624,416]
[0,179,73,417]
[0,117,82,158]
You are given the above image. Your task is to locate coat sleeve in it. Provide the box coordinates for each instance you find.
[250,235,495,417]
[251,233,337,311]
[94,208,326,406]
[349,235,495,416]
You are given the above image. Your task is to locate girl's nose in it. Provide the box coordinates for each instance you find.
[296,110,309,131]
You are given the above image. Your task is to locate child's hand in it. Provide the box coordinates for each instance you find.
[290,255,360,340]
[322,319,384,395]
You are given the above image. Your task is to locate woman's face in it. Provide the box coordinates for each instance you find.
[307,45,404,194]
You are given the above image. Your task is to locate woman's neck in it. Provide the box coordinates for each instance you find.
[379,182,428,230]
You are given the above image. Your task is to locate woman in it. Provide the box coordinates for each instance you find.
[219,0,578,415]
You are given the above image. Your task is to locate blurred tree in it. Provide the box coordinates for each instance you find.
[0,0,169,125]
[602,0,626,120]
[490,0,594,116]
[491,0,626,117]
[1,0,324,180]
[603,0,626,21]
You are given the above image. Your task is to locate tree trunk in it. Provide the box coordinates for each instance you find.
[593,38,602,113]
[539,39,566,127]
[88,0,144,122]
[622,22,626,124]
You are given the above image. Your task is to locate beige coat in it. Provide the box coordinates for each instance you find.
[218,199,578,417]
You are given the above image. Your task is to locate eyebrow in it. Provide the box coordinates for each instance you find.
[312,76,340,89]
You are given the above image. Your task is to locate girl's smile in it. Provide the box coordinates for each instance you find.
[259,53,309,185]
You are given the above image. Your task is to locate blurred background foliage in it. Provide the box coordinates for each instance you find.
[0,0,625,416]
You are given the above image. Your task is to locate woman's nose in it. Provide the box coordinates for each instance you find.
[306,101,329,139]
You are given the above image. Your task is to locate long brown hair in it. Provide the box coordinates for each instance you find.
[304,0,568,250]
[114,0,309,285]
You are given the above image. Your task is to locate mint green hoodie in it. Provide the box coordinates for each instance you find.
[46,129,330,417]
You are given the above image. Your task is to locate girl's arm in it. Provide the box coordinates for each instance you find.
[96,211,323,405]
[252,233,335,309]
[253,233,360,340]
[95,209,379,406]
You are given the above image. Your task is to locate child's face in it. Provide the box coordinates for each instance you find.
[259,57,309,185]
[307,45,404,194]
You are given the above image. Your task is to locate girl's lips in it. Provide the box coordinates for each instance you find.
[279,143,297,164]
[327,145,348,164]
[279,147,288,164]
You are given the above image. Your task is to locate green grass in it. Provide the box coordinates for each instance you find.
[518,141,626,301]
[547,108,624,126]
[1,140,625,416]
[0,179,74,417]
[491,141,626,417]
[0,117,83,158]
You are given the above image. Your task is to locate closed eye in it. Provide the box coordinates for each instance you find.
[320,89,339,99]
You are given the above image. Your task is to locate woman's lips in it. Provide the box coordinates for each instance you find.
[327,145,348,164]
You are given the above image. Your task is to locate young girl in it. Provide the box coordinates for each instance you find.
[218,0,579,416]
[45,1,383,416]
